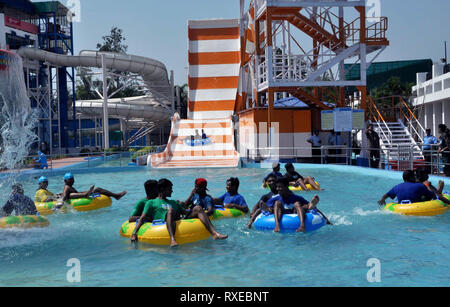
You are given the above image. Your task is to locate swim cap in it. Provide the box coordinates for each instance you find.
[64,173,74,180]
[38,176,48,183]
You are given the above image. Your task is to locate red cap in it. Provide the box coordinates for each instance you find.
[195,178,208,188]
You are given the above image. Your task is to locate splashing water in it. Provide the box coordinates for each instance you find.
[0,50,38,174]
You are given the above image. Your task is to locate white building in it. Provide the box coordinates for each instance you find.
[412,62,450,136]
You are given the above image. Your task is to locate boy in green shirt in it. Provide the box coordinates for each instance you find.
[129,180,159,242]
[132,179,228,247]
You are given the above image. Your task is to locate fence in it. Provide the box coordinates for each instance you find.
[245,145,450,176]
[1,147,164,173]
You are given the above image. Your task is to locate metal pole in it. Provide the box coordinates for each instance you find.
[56,68,62,156]
[101,54,110,150]
[47,65,53,156]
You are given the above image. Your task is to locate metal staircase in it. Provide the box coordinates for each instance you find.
[374,121,424,161]
[368,96,425,166]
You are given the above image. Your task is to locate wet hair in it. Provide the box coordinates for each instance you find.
[12,183,23,194]
[403,170,416,183]
[415,167,429,183]
[144,180,158,197]
[157,179,173,193]
[285,163,294,170]
[266,174,277,181]
[276,177,290,187]
[439,124,447,132]
[227,177,240,189]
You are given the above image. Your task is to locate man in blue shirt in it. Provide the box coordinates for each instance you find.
[263,162,283,187]
[378,170,436,206]
[423,128,438,173]
[184,178,215,217]
[215,177,249,214]
[267,177,331,233]
[248,173,278,229]
[1,184,38,217]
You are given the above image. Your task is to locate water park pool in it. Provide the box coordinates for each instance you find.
[0,166,448,287]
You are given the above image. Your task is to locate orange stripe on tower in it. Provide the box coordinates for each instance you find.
[188,100,236,112]
[188,52,240,65]
[189,76,239,90]
[189,27,240,41]
[178,122,231,129]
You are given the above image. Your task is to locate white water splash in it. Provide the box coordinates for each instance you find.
[327,213,353,226]
[0,50,38,175]
[353,207,388,217]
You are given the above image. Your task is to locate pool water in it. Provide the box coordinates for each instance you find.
[0,167,448,287]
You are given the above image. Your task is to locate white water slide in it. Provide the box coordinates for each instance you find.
[17,47,174,132]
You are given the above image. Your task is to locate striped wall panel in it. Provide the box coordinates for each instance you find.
[150,114,240,169]
[188,19,241,120]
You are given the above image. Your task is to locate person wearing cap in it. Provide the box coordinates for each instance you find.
[215,178,249,214]
[248,173,278,229]
[35,176,62,203]
[1,184,37,217]
[284,163,323,191]
[183,178,215,217]
[262,162,283,187]
[61,173,127,202]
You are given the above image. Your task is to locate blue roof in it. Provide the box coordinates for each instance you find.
[265,97,335,109]
[0,0,36,15]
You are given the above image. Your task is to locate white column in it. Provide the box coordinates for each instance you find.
[0,14,6,49]
[101,54,110,150]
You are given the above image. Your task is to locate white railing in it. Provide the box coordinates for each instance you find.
[244,145,450,176]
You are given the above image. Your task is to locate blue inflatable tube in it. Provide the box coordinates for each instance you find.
[253,209,327,233]
[185,138,212,147]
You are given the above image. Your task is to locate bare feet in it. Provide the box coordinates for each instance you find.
[212,232,228,240]
[296,226,306,233]
[274,226,281,233]
[115,191,127,200]
[247,222,253,229]
[170,239,179,248]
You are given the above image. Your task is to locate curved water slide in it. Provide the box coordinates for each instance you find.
[16,48,174,127]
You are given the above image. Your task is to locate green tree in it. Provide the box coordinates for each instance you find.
[75,27,141,101]
[371,77,413,100]
[96,27,128,53]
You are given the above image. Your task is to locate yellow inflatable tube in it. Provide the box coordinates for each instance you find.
[35,194,112,215]
[385,199,448,217]
[0,215,50,229]
[120,219,211,246]
[289,182,321,191]
[264,182,321,191]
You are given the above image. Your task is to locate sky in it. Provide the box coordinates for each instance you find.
[33,0,450,86]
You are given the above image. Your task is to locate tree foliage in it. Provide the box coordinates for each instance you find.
[76,27,141,101]
[371,76,413,100]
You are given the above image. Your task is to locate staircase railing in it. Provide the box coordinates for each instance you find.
[398,97,426,143]
[368,96,393,144]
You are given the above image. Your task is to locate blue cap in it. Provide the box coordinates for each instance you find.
[38,176,48,184]
[64,173,74,180]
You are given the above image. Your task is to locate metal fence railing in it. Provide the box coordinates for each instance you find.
[0,146,166,173]
[244,145,450,176]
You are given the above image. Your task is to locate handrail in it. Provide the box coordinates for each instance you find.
[399,97,426,139]
[368,97,393,144]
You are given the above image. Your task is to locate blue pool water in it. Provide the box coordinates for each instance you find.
[0,166,448,287]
